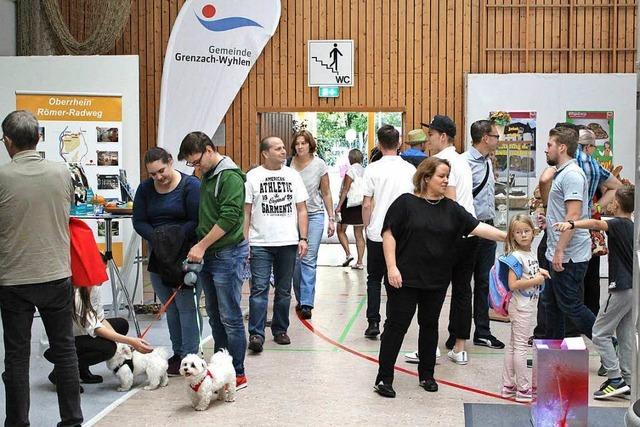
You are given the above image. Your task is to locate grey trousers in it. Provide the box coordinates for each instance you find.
[592,289,633,384]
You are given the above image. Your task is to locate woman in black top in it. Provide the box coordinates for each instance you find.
[374,157,506,398]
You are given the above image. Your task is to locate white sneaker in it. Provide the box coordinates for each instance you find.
[404,348,440,364]
[447,349,468,365]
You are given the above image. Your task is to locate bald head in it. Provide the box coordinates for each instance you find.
[259,136,283,155]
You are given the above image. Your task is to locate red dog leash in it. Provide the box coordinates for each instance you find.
[139,284,183,339]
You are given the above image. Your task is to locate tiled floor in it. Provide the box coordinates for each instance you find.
[0,244,629,426]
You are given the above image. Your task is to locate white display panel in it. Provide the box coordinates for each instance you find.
[0,56,142,304]
[466,73,637,277]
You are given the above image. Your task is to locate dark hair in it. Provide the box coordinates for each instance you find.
[144,147,172,165]
[291,130,317,155]
[549,126,579,157]
[413,157,450,194]
[615,185,635,213]
[377,125,399,150]
[348,148,363,165]
[2,110,39,150]
[177,131,214,161]
[72,287,98,329]
[470,120,494,145]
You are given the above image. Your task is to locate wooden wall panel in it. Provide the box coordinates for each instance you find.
[59,0,637,172]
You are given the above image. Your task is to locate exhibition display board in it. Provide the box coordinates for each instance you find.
[0,56,141,305]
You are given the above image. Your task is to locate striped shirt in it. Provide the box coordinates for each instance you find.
[575,144,611,207]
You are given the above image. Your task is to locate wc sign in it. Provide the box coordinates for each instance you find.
[308,40,354,87]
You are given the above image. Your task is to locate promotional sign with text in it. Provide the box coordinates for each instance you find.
[157,0,280,169]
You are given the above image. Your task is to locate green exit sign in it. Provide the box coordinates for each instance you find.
[319,87,340,98]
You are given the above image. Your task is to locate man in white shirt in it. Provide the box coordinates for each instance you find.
[362,125,416,338]
[422,115,479,365]
[244,137,309,352]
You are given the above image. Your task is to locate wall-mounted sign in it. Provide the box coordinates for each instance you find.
[308,40,354,87]
[318,86,340,97]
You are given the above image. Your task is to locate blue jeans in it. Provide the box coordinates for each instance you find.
[249,245,297,338]
[0,279,82,427]
[200,240,249,376]
[293,211,324,308]
[543,260,595,340]
[150,272,202,356]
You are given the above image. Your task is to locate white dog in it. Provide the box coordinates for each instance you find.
[180,349,236,411]
[106,343,169,392]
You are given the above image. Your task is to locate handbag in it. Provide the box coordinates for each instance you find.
[346,172,364,208]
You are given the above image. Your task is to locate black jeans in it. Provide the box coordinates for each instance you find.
[533,231,549,339]
[472,235,497,339]
[543,260,595,340]
[75,318,128,368]
[377,285,447,384]
[366,239,386,323]
[447,237,478,340]
[0,279,82,427]
[583,256,601,317]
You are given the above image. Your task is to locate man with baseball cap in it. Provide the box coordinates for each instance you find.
[400,129,428,167]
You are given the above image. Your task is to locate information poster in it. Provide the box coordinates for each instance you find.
[566,111,614,170]
[492,111,537,177]
[15,92,126,264]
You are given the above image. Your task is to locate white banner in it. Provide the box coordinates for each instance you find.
[158,0,280,169]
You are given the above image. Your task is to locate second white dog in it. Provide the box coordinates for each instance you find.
[180,349,236,411]
[106,343,169,392]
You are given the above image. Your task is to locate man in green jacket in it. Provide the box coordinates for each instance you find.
[179,132,249,390]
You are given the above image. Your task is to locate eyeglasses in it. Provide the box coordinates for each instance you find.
[185,151,205,168]
[488,134,500,139]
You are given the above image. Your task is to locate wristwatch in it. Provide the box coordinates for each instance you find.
[299,237,308,242]
[568,220,575,229]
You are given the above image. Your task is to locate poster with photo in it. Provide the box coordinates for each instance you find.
[566,111,614,170]
[492,111,537,177]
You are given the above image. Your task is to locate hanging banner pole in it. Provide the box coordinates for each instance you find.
[157,0,280,171]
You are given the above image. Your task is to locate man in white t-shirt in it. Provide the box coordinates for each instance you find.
[244,137,309,352]
[424,115,480,365]
[362,125,416,339]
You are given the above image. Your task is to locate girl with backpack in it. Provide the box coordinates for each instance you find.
[500,214,550,402]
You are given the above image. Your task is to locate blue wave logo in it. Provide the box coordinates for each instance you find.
[196,4,262,32]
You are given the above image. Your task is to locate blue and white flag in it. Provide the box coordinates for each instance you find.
[158,0,280,167]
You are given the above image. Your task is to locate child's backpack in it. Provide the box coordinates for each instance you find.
[488,254,523,316]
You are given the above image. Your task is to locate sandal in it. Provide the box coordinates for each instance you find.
[341,256,354,267]
[351,263,364,270]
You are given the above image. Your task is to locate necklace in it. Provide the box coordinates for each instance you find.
[421,194,444,205]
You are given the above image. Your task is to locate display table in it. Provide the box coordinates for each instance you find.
[71,214,140,336]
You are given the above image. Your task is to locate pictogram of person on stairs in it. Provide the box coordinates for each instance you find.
[329,43,343,73]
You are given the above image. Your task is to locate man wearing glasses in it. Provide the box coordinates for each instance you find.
[178,132,250,390]
[0,111,82,426]
[462,120,504,350]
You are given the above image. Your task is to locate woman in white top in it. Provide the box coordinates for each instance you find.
[335,148,366,269]
[289,130,335,320]
[44,285,152,386]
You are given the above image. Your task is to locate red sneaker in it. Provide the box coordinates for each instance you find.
[236,374,248,390]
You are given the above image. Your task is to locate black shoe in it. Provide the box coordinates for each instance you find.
[374,381,396,398]
[79,366,103,384]
[364,321,380,339]
[48,371,84,393]
[445,335,456,350]
[474,335,505,349]
[420,378,438,392]
[300,306,312,320]
[248,334,264,353]
[274,333,291,345]
[598,364,607,377]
